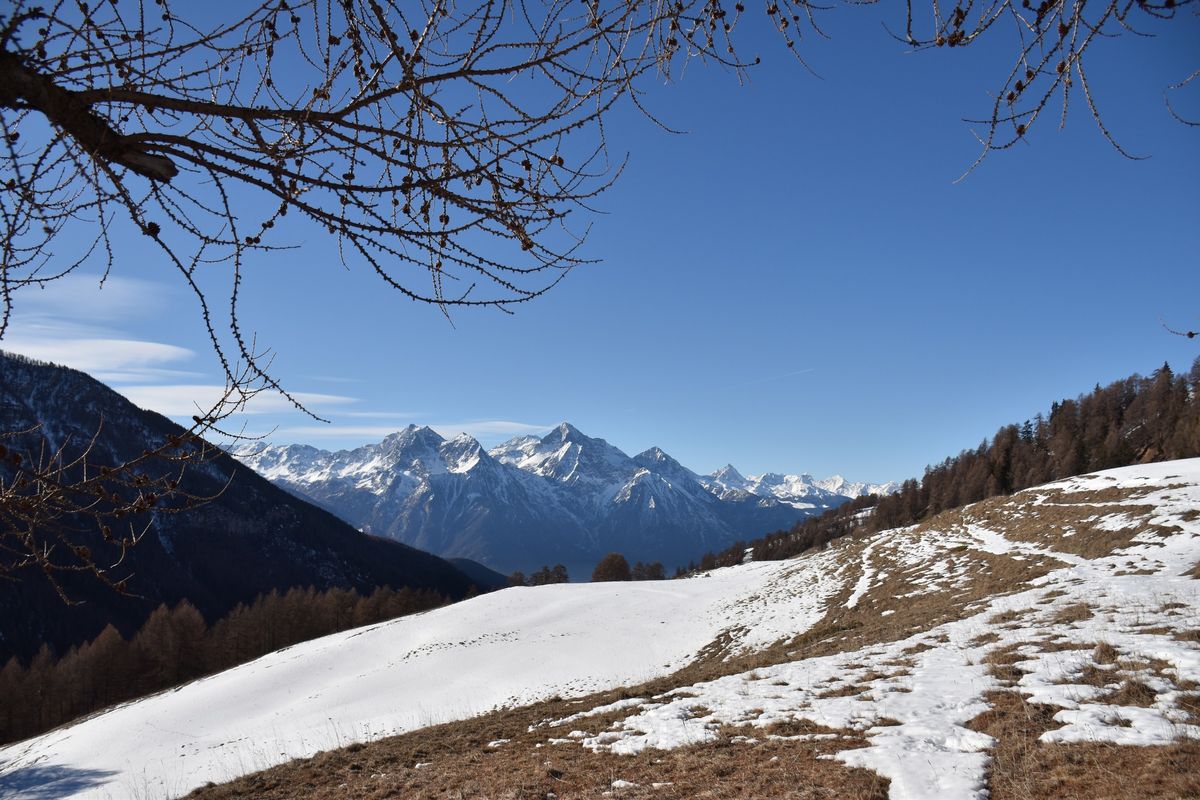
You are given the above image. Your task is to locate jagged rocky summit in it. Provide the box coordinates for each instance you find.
[239,422,897,575]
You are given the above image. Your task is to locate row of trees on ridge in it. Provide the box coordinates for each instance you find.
[688,359,1200,570]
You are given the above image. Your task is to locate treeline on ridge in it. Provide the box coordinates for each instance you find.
[689,358,1200,571]
[0,584,448,746]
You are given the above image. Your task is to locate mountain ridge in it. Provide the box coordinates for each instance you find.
[238,424,897,575]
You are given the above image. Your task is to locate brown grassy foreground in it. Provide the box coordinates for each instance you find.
[186,684,888,800]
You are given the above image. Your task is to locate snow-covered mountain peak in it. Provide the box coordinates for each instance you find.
[439,433,487,474]
[710,464,747,487]
[634,446,698,484]
[551,421,582,440]
[381,424,443,452]
[238,422,894,574]
[487,434,542,466]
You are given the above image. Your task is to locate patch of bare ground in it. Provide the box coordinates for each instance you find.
[1102,680,1158,708]
[967,691,1200,800]
[1187,560,1200,579]
[962,490,1184,559]
[1034,638,1092,654]
[1052,603,1095,625]
[185,692,888,800]
[984,644,1034,686]
[990,608,1035,625]
[1178,693,1200,726]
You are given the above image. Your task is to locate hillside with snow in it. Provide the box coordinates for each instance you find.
[2,459,1198,800]
[237,423,887,574]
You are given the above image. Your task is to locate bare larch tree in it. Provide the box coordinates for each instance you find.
[0,0,1194,589]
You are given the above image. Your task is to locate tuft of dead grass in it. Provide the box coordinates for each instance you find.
[1052,603,1095,625]
[1093,642,1120,664]
[1102,680,1158,708]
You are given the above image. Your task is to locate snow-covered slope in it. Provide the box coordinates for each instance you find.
[238,423,861,573]
[4,459,1198,800]
[0,556,842,799]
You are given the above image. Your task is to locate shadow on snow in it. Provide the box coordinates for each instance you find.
[0,763,119,799]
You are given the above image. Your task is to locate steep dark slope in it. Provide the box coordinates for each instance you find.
[0,352,477,663]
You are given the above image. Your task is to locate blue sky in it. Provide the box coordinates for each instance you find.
[5,7,1198,484]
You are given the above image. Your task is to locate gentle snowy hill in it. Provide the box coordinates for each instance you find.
[3,459,1198,799]
[238,423,871,574]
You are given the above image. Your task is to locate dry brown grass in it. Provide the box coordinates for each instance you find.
[969,631,1003,647]
[961,490,1183,559]
[984,644,1034,686]
[1102,680,1158,708]
[1093,642,1120,664]
[1177,693,1200,726]
[816,683,867,699]
[967,691,1200,800]
[185,689,888,800]
[1052,604,1095,625]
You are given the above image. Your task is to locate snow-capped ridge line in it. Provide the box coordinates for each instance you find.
[237,422,886,572]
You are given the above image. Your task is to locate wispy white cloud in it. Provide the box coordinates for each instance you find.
[2,273,201,383]
[116,384,358,417]
[429,420,551,441]
[268,419,551,446]
[10,274,174,324]
[333,410,424,420]
[1,336,199,382]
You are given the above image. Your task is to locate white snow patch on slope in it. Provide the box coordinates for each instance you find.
[0,560,843,800]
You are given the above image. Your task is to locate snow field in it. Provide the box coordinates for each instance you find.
[0,547,849,799]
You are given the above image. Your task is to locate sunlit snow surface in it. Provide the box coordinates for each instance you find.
[2,460,1198,800]
[544,460,1200,800]
[0,552,843,798]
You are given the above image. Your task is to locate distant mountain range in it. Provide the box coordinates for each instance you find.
[0,353,481,662]
[239,424,898,576]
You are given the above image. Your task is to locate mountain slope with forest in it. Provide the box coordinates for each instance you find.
[689,359,1200,571]
[3,458,1197,800]
[0,352,479,663]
